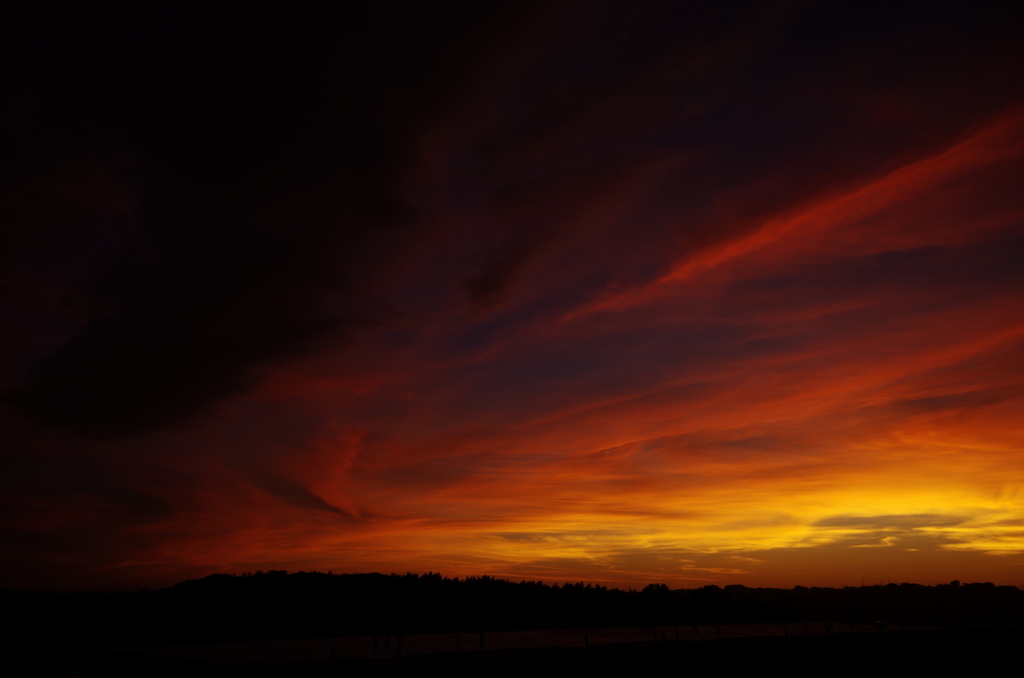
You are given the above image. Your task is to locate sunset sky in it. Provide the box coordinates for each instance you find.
[3,1,1024,591]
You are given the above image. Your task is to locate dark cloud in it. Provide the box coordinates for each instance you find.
[463,236,546,310]
[813,514,967,530]
[257,476,358,520]
[884,387,1024,417]
[0,3,507,436]
[90,482,176,521]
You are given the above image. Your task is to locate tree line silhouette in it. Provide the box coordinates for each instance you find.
[4,572,1021,651]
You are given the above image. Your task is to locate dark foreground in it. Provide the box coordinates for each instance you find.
[6,575,1022,676]
[18,625,1023,677]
